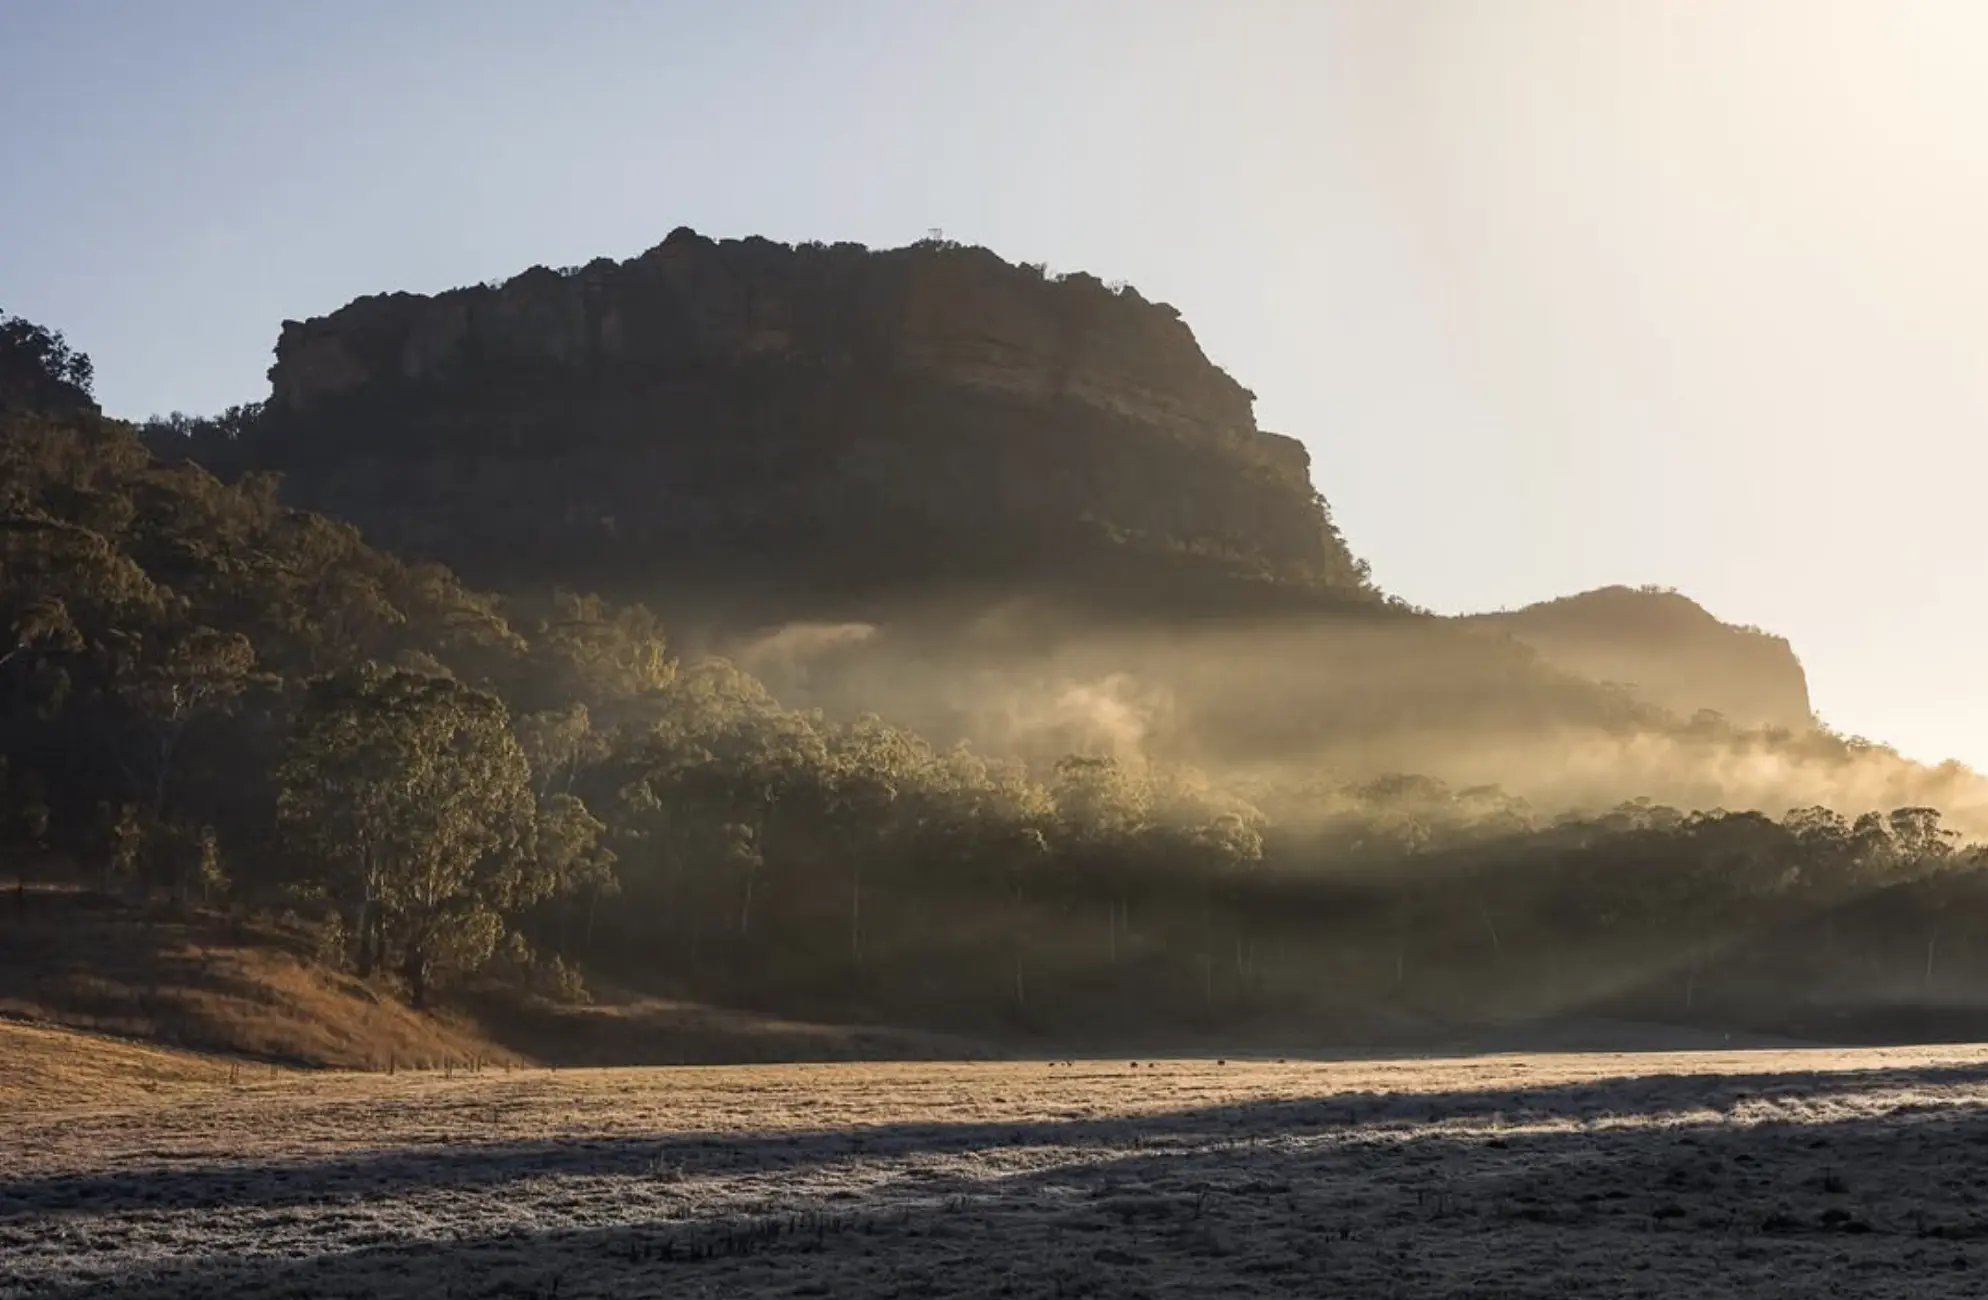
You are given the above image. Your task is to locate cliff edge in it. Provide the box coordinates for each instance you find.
[256,230,1371,617]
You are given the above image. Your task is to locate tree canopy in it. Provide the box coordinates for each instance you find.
[4,366,1986,1034]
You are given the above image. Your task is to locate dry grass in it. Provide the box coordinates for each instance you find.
[0,1019,259,1112]
[0,895,512,1071]
[9,1042,1988,1296]
[0,891,991,1077]
[467,987,993,1067]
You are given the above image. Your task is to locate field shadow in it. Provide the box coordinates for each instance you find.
[14,1059,1988,1298]
[8,1057,1988,1220]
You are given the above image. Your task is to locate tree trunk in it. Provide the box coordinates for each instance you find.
[403,944,429,1010]
[153,743,171,818]
[850,868,862,967]
[739,874,754,940]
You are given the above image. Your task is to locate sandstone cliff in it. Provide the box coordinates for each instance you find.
[256,230,1368,618]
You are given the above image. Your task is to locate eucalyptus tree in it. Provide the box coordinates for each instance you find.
[278,665,539,1005]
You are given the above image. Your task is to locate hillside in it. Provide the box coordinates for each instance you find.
[12,274,1988,1066]
[0,886,986,1075]
[0,1018,247,1112]
[0,887,508,1073]
[1465,586,1814,731]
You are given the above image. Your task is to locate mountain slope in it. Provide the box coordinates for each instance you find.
[1464,586,1814,730]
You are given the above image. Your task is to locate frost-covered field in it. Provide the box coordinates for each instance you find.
[9,1045,1988,1297]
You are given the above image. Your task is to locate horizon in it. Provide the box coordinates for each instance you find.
[5,0,1984,769]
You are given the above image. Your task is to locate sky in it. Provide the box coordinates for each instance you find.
[3,0,1985,768]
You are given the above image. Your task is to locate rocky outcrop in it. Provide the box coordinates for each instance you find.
[1463,586,1814,730]
[255,231,1366,616]
[272,232,1256,437]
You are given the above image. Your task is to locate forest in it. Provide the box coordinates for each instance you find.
[5,307,1988,1044]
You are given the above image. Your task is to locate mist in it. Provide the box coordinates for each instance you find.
[722,602,1988,840]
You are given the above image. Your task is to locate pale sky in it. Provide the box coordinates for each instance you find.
[4,1,1984,769]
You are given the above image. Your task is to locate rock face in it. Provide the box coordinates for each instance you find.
[258,230,1368,615]
[1464,587,1814,730]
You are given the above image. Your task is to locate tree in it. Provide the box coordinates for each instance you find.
[1051,754,1149,963]
[531,790,618,955]
[516,702,607,800]
[825,716,930,968]
[533,590,673,706]
[0,311,95,414]
[616,657,832,968]
[0,596,80,671]
[0,756,50,877]
[117,626,256,817]
[278,666,537,1006]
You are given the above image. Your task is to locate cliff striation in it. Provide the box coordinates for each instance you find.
[256,230,1367,617]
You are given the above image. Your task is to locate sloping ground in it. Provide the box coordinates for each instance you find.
[9,1049,1988,1297]
[468,988,993,1067]
[0,891,510,1071]
[0,889,991,1076]
[0,1019,254,1113]
[1462,585,1813,729]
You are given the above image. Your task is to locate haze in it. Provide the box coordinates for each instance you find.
[4,0,1983,769]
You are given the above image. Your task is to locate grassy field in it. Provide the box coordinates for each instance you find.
[8,1029,1988,1297]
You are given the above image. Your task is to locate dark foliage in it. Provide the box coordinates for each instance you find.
[0,309,97,416]
[5,391,1985,1037]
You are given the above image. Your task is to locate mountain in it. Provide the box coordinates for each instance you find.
[10,284,1988,1059]
[1464,586,1814,731]
[206,231,1822,737]
[242,229,1372,626]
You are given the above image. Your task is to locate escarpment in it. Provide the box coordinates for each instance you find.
[254,230,1371,622]
[221,230,1815,734]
